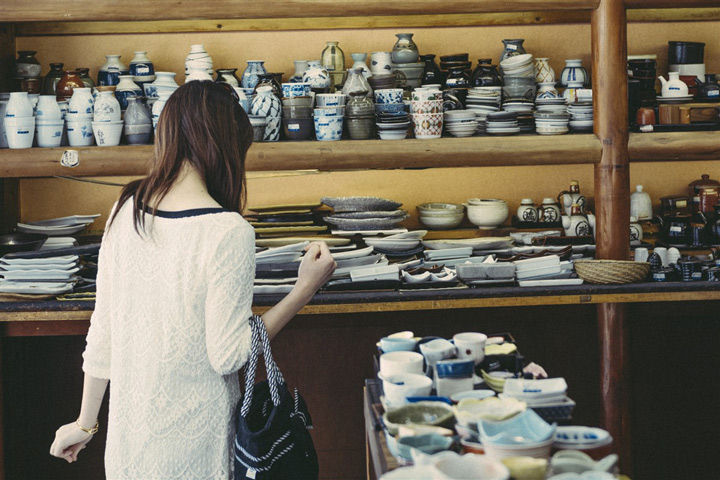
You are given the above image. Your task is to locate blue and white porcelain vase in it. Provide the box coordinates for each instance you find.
[144,71,179,99]
[185,44,213,75]
[129,51,156,88]
[98,55,129,87]
[114,75,143,110]
[302,61,330,93]
[250,86,281,142]
[560,59,588,87]
[289,60,309,83]
[67,87,94,115]
[93,90,121,122]
[241,60,268,90]
[152,90,173,130]
[232,87,250,113]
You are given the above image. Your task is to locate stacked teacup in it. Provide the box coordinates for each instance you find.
[281,83,314,141]
[375,88,409,140]
[92,88,122,146]
[314,93,345,141]
[4,91,36,149]
[34,95,64,147]
[65,87,95,146]
[410,88,443,139]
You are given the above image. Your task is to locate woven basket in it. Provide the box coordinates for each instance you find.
[573,259,650,284]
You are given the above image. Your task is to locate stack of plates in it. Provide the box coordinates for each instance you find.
[485,111,520,135]
[253,241,307,294]
[321,196,407,233]
[376,112,410,140]
[443,110,478,137]
[502,377,568,406]
[535,97,567,113]
[567,102,594,132]
[246,203,327,237]
[499,54,535,78]
[363,230,426,257]
[0,254,79,295]
[17,214,100,236]
[534,111,570,135]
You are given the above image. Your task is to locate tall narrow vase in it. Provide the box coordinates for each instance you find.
[241,60,268,90]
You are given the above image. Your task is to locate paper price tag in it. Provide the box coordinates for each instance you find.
[61,150,79,168]
[245,468,257,479]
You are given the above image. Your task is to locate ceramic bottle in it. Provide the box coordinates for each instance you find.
[93,90,122,122]
[421,54,443,86]
[130,51,156,86]
[630,216,643,243]
[534,58,555,83]
[342,68,373,97]
[289,60,309,83]
[350,53,372,78]
[536,82,559,100]
[185,44,213,75]
[42,63,65,95]
[445,67,470,89]
[35,95,62,120]
[146,72,179,98]
[123,96,153,144]
[302,61,330,93]
[470,59,501,87]
[68,87,94,115]
[630,185,653,220]
[215,68,240,87]
[539,198,561,223]
[254,73,282,98]
[560,180,586,216]
[5,92,34,118]
[392,34,419,64]
[695,74,720,100]
[250,86,282,142]
[152,90,173,129]
[517,199,538,222]
[115,75,143,110]
[232,86,250,112]
[15,51,42,78]
[241,60,268,90]
[560,59,588,87]
[76,68,96,89]
[658,71,689,97]
[98,55,129,86]
[500,39,526,62]
[562,203,590,237]
[321,41,345,74]
[185,65,213,83]
[56,71,85,101]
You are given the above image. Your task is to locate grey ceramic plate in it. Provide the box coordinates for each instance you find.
[329,210,407,219]
[323,215,408,230]
[321,196,402,212]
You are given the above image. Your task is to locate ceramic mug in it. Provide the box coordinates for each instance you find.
[370,51,393,75]
[634,247,649,263]
[452,332,487,365]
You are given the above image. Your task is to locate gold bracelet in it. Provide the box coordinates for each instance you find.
[76,420,99,435]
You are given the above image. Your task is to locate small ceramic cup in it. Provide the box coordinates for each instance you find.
[634,247,649,263]
[653,247,669,267]
[370,51,393,75]
[375,88,404,104]
[281,82,312,98]
[453,332,487,365]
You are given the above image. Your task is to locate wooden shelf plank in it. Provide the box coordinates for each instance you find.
[625,1,720,9]
[629,131,720,162]
[1,0,599,23]
[0,135,602,178]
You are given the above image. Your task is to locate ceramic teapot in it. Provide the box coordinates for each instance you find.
[562,204,590,237]
[658,72,689,97]
[559,180,586,216]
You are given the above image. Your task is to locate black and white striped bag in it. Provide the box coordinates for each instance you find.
[234,315,318,480]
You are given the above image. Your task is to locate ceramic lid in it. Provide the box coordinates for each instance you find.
[689,174,719,190]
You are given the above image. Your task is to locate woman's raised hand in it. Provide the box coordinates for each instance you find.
[295,241,336,296]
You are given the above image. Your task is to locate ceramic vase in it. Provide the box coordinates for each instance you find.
[534,58,555,83]
[250,86,282,141]
[254,73,282,98]
[370,52,393,76]
[241,60,268,90]
[75,68,95,89]
[42,63,65,95]
[392,33,419,64]
[421,54,443,86]
[98,55,129,86]
[185,66,213,83]
[342,68,372,97]
[35,95,62,120]
[536,82,559,100]
[185,44,213,75]
[302,61,330,93]
[232,87,250,112]
[321,42,345,74]
[350,53,372,78]
[93,90,121,122]
[289,60,309,83]
[630,185,653,220]
[145,72,179,98]
[152,90,173,129]
[5,92,34,118]
[115,75,143,110]
[215,68,240,87]
[471,60,501,87]
[500,39,526,62]
[130,51,156,87]
[68,87,94,115]
[15,50,42,78]
[123,96,153,144]
[56,71,84,101]
[445,67,470,89]
[560,59,588,87]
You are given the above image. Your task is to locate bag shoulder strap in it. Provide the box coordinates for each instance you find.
[240,315,285,417]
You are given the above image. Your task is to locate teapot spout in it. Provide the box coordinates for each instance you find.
[694,77,704,86]
[658,75,667,86]
[561,215,571,229]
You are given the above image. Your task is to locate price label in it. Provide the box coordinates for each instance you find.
[61,150,79,168]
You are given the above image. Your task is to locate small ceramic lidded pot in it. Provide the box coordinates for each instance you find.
[538,197,561,223]
[517,198,538,222]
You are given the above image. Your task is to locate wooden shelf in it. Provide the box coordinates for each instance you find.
[629,131,720,162]
[625,0,720,9]
[0,135,602,178]
[0,0,600,23]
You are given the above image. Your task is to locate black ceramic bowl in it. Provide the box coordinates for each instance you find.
[0,233,49,256]
[668,41,705,65]
[440,53,469,63]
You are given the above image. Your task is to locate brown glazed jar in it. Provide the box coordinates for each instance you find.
[688,174,720,214]
[56,70,84,101]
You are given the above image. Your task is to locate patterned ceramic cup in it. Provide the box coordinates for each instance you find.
[315,93,346,107]
[412,113,443,139]
[374,88,403,104]
[314,115,344,141]
[281,82,312,98]
[410,99,443,114]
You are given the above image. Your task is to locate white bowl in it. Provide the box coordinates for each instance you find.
[379,350,424,377]
[381,372,433,406]
[4,116,35,149]
[35,121,64,148]
[92,121,123,146]
[419,338,457,366]
[419,214,464,230]
[466,204,509,230]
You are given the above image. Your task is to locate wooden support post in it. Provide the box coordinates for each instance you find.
[592,1,632,476]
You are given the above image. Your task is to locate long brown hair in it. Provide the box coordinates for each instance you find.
[110,80,253,233]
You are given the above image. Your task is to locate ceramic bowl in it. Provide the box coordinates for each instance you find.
[281,82,312,98]
[501,456,549,480]
[345,116,375,140]
[418,202,465,214]
[3,116,35,149]
[419,338,457,366]
[466,204,509,230]
[382,401,455,436]
[35,120,64,148]
[419,214,465,230]
[379,350,424,377]
[66,119,95,146]
[434,452,511,480]
[375,102,406,114]
[248,115,267,142]
[282,117,314,141]
[435,359,475,378]
[396,433,454,463]
[454,396,527,426]
[282,105,313,118]
[92,121,123,146]
[381,372,433,406]
[375,88,404,104]
[380,336,417,353]
[313,115,343,141]
[377,129,408,140]
[478,408,556,445]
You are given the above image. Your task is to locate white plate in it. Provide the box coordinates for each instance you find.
[554,426,611,446]
[1,260,78,271]
[253,284,295,294]
[0,267,79,281]
[504,377,568,399]
[0,281,74,295]
[350,264,399,282]
[518,278,584,287]
[256,240,309,257]
[254,251,303,264]
[423,237,514,251]
[16,223,90,236]
[656,95,693,103]
[424,247,473,261]
[336,253,384,269]
[331,245,374,260]
[384,230,427,240]
[27,214,100,226]
[364,238,420,252]
[332,258,388,277]
[0,255,79,266]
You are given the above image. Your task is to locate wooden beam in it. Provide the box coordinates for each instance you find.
[629,131,720,162]
[1,0,599,23]
[625,0,720,8]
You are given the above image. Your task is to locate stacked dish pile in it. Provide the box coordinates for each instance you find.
[246,202,327,238]
[314,93,345,142]
[281,84,314,141]
[375,88,409,140]
[443,110,477,138]
[502,100,535,133]
[499,53,535,79]
[502,377,575,424]
[464,86,502,134]
[553,426,615,460]
[535,96,567,114]
[477,408,557,460]
[364,230,426,258]
[485,111,519,136]
[513,255,575,283]
[567,102,594,133]
[422,237,514,266]
[367,73,397,92]
[0,253,79,295]
[321,196,407,232]
[417,203,465,230]
[253,240,308,295]
[16,214,100,237]
[465,198,509,229]
[534,111,570,135]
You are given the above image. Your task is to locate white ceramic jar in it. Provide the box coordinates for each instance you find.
[5,92,34,118]
[68,87,94,115]
[35,95,62,120]
[516,198,538,222]
[93,90,122,122]
[630,184,653,220]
